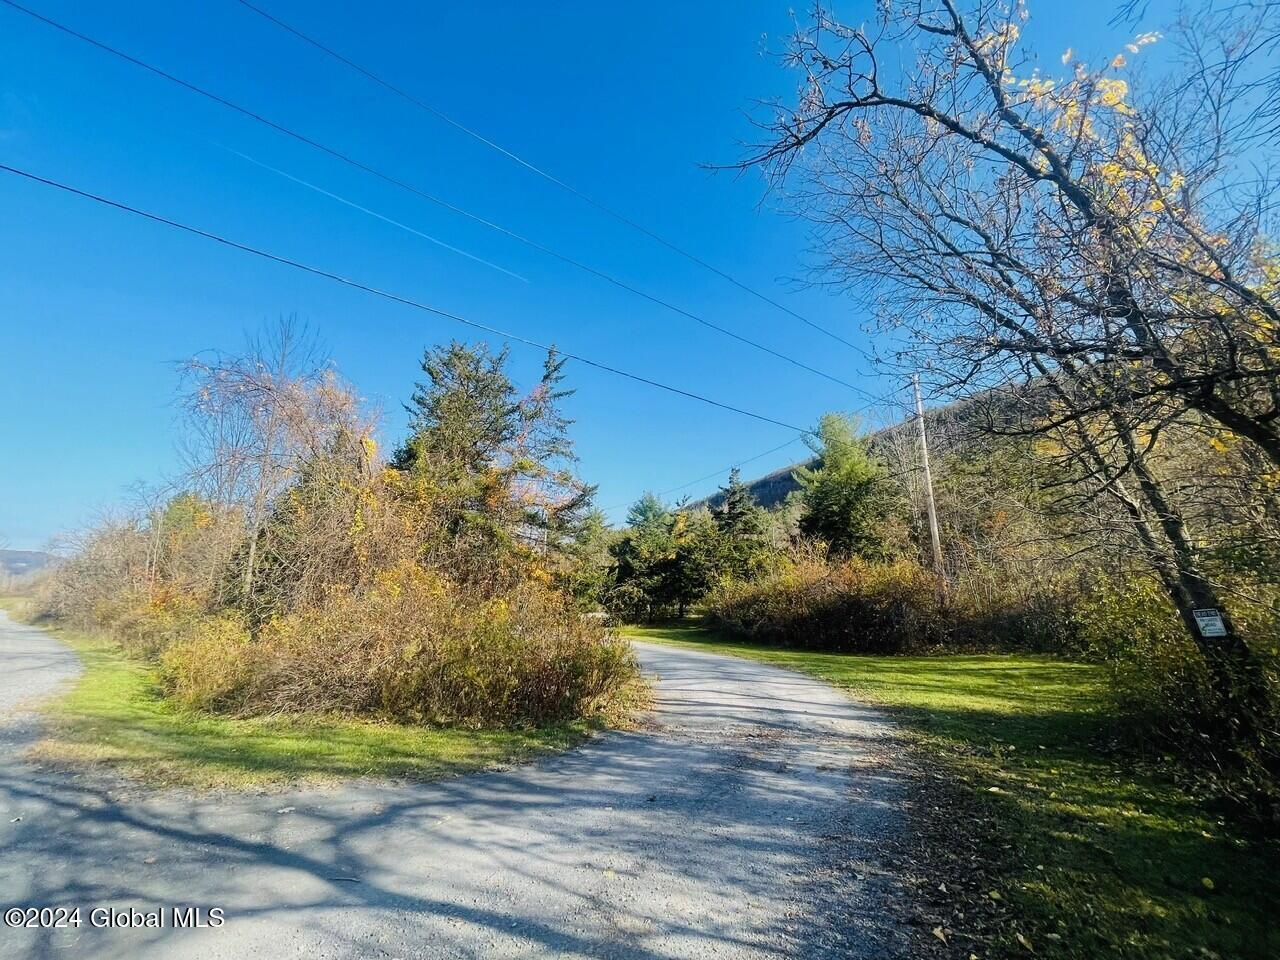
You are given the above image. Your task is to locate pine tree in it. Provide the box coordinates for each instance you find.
[560,508,617,608]
[714,468,753,531]
[626,492,669,529]
[391,340,518,476]
[392,341,593,575]
[667,509,720,617]
[794,414,897,560]
[713,467,768,579]
[607,497,724,620]
[608,494,674,621]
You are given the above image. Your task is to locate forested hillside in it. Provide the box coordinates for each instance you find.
[692,391,1005,511]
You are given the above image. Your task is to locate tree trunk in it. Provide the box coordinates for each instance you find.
[1191,392,1280,469]
[1123,447,1272,736]
[1039,358,1271,743]
[243,528,258,606]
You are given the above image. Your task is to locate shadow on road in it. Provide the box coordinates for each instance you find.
[0,638,908,959]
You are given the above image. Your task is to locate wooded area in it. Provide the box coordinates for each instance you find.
[31,0,1280,827]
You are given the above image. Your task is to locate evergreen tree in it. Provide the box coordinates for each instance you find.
[392,341,593,576]
[715,468,758,533]
[607,496,724,620]
[794,414,897,560]
[668,509,720,616]
[626,492,669,529]
[608,494,674,621]
[391,341,518,476]
[713,468,769,579]
[560,508,617,608]
[512,349,596,552]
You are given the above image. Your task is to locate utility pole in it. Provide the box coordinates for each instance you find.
[912,373,946,586]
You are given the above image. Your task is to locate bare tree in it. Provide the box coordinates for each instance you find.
[742,0,1279,736]
[177,318,370,607]
[39,506,150,626]
[748,0,1279,455]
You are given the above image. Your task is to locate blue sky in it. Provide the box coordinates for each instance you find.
[0,0,1170,550]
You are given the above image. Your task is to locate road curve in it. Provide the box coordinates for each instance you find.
[0,611,907,959]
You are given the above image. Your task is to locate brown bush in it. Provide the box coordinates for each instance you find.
[160,562,638,727]
[944,571,1084,654]
[706,556,949,653]
[155,614,255,708]
[105,595,221,660]
[705,553,1080,654]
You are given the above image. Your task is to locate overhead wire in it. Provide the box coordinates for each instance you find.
[599,437,806,514]
[211,142,530,282]
[2,0,920,511]
[597,383,906,514]
[2,0,881,401]
[233,0,876,359]
[0,160,812,434]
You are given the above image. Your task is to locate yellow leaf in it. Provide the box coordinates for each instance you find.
[1096,77,1129,108]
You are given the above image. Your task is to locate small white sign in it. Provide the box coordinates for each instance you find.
[1193,608,1227,638]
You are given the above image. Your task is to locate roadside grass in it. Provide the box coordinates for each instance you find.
[625,624,1278,960]
[0,595,33,618]
[17,619,591,789]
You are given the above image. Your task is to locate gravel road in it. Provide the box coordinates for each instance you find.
[0,610,907,959]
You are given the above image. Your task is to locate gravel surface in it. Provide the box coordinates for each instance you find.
[0,611,909,958]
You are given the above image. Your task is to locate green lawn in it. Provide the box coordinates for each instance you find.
[21,623,587,789]
[625,624,1278,960]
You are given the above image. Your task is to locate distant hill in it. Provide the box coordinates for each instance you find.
[689,388,1021,513]
[692,456,818,512]
[0,549,55,578]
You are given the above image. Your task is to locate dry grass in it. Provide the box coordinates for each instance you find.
[32,626,614,789]
[157,567,640,727]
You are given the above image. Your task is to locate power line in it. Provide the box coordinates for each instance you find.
[212,142,530,283]
[0,160,811,434]
[601,379,925,515]
[661,437,807,500]
[233,0,875,359]
[2,0,879,401]
[600,437,805,514]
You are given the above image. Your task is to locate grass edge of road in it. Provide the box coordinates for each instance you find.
[623,623,1279,960]
[0,597,609,790]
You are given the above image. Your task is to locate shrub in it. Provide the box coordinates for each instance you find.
[1076,574,1280,820]
[603,580,656,624]
[706,555,949,653]
[106,594,216,659]
[705,552,1081,654]
[945,570,1084,654]
[157,614,255,710]
[160,563,639,727]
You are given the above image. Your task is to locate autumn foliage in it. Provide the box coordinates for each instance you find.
[40,331,638,728]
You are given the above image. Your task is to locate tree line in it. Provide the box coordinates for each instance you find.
[41,324,635,726]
